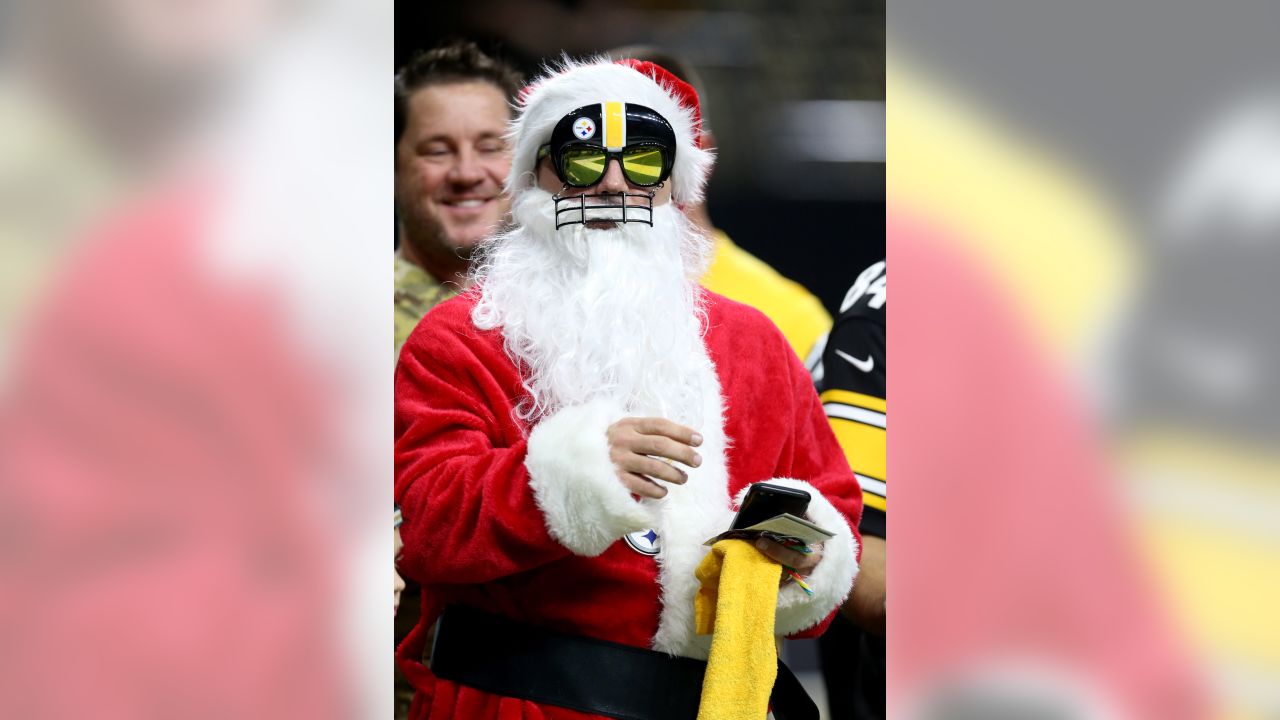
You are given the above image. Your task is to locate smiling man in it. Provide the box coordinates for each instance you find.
[393,41,522,357]
[395,58,861,720]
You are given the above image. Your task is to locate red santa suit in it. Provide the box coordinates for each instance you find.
[394,289,862,720]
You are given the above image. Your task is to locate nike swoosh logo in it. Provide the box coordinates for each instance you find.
[836,349,875,373]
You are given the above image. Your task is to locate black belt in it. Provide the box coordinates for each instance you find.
[430,605,818,720]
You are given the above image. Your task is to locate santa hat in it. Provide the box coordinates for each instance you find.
[508,57,715,205]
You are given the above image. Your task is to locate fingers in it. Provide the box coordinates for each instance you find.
[620,472,669,499]
[607,417,703,468]
[754,539,806,567]
[617,454,688,485]
[606,416,704,498]
[632,417,703,448]
[635,434,702,467]
[755,539,823,574]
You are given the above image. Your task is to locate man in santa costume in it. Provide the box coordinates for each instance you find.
[394,57,862,720]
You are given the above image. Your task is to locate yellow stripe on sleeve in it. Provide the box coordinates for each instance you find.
[863,493,886,512]
[820,388,886,413]
[604,101,624,150]
[830,417,886,484]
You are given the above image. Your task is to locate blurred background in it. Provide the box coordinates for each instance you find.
[396,0,887,315]
[3,0,1279,718]
[0,0,392,717]
[889,3,1280,719]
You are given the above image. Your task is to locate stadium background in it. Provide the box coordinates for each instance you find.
[395,0,887,318]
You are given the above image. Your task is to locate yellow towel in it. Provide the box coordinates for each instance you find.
[694,539,783,720]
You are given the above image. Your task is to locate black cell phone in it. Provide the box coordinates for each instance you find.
[731,483,811,530]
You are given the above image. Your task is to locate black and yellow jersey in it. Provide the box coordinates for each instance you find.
[812,259,886,538]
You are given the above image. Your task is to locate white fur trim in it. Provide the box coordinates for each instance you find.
[648,356,732,660]
[525,399,657,556]
[508,57,715,206]
[521,361,731,659]
[732,478,859,637]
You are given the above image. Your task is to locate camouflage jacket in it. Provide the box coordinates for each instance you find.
[394,253,458,361]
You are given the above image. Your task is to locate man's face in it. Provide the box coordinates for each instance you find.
[536,151,672,229]
[395,81,512,257]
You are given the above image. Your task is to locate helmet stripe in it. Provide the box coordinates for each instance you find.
[604,100,625,150]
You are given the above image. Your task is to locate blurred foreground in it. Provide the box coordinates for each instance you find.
[0,0,392,717]
[890,2,1280,714]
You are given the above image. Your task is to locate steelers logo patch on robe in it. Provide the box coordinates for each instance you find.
[624,528,661,556]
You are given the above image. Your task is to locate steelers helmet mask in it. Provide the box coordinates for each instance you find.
[537,101,677,229]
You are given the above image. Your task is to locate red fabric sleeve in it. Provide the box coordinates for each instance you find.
[393,302,572,585]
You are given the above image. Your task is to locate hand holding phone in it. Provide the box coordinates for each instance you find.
[725,483,826,585]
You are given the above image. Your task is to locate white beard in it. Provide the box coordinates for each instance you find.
[471,187,713,428]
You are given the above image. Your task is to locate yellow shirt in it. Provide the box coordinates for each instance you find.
[698,231,832,359]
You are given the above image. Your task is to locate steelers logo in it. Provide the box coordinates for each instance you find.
[572,116,597,140]
[624,528,661,556]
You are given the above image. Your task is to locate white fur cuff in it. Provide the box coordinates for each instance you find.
[733,478,860,636]
[526,399,658,556]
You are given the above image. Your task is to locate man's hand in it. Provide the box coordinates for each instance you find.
[755,538,823,580]
[606,417,703,499]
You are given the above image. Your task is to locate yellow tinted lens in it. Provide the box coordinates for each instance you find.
[562,147,607,186]
[621,146,666,185]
